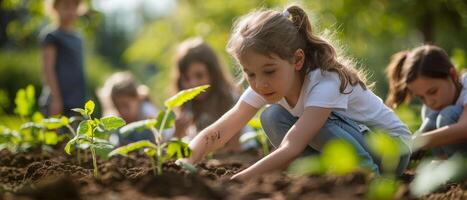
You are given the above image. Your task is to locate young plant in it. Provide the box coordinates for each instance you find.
[65,100,126,177]
[110,85,209,175]
[241,117,270,155]
[288,139,360,176]
[0,85,68,153]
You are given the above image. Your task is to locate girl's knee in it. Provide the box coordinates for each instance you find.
[436,105,463,128]
[260,104,289,128]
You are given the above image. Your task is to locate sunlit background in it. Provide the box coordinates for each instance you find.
[1,0,466,131]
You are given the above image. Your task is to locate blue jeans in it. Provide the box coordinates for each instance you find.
[261,104,410,175]
[417,105,467,156]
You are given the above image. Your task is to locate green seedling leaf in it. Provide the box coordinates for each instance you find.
[165,140,192,160]
[247,118,262,129]
[321,139,359,175]
[366,132,401,172]
[288,156,325,176]
[100,116,126,130]
[119,119,158,135]
[43,118,66,129]
[144,148,156,157]
[72,108,87,116]
[14,85,36,117]
[367,176,400,200]
[155,110,175,129]
[108,140,157,157]
[44,131,59,145]
[65,135,89,154]
[20,122,44,130]
[410,155,463,197]
[65,136,79,154]
[77,120,92,136]
[93,142,114,160]
[85,100,95,116]
[239,131,258,143]
[32,112,44,123]
[164,85,209,109]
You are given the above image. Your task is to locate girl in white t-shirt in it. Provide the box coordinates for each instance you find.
[386,45,467,158]
[179,5,411,180]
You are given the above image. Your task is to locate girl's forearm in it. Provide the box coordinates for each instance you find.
[421,123,467,148]
[187,102,258,164]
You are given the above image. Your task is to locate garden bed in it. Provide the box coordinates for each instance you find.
[0,149,465,200]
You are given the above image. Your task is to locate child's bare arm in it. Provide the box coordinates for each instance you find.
[42,45,62,115]
[415,104,467,148]
[231,107,332,181]
[186,101,258,164]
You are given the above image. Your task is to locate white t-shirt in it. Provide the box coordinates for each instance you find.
[422,73,467,118]
[240,69,411,140]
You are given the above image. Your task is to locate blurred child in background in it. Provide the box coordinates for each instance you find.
[386,45,467,158]
[39,0,88,117]
[173,37,246,152]
[98,71,166,145]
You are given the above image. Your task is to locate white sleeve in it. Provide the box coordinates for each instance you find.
[239,87,267,108]
[304,74,349,110]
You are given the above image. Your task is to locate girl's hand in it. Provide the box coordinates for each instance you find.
[49,97,63,116]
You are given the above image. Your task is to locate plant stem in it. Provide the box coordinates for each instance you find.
[90,132,98,177]
[91,146,98,177]
[77,148,81,165]
[66,124,77,136]
[150,156,157,175]
[157,109,171,143]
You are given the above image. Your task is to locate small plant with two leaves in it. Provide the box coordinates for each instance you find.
[109,85,210,175]
[65,100,126,177]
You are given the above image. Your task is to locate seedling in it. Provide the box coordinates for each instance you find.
[110,85,209,175]
[0,85,67,154]
[65,100,126,177]
[241,117,270,155]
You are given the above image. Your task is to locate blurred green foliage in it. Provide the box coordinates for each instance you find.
[0,0,466,123]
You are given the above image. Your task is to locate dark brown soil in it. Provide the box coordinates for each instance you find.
[0,149,465,200]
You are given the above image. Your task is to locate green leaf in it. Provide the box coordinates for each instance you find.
[119,119,157,135]
[85,100,95,116]
[321,139,359,175]
[108,140,157,157]
[247,118,262,129]
[77,120,92,136]
[366,132,401,172]
[155,110,175,130]
[61,116,69,125]
[14,85,36,117]
[165,140,192,160]
[65,136,79,154]
[93,142,114,160]
[72,108,87,116]
[164,85,209,109]
[43,118,66,129]
[100,116,126,130]
[367,176,400,200]
[288,156,325,176]
[144,148,156,157]
[32,112,44,123]
[20,122,44,130]
[44,131,59,145]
